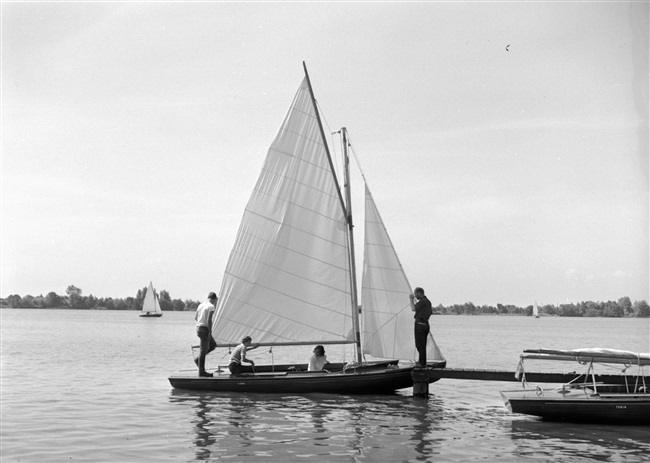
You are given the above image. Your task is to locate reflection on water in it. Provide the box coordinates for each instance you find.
[410,395,444,457]
[191,394,216,460]
[308,404,327,438]
[170,390,447,461]
[510,419,650,462]
[169,386,650,462]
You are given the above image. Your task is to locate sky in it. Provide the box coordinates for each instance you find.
[1,1,648,307]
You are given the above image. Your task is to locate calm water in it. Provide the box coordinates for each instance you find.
[1,309,649,462]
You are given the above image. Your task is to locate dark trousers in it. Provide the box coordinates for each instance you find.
[197,326,217,374]
[229,362,244,375]
[414,322,430,366]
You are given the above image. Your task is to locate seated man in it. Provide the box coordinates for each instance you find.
[308,345,330,371]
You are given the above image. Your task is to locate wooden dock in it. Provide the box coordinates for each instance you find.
[411,368,650,397]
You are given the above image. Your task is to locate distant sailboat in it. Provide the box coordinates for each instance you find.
[533,301,539,318]
[140,282,163,317]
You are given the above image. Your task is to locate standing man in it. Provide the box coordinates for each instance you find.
[409,287,432,367]
[195,292,218,377]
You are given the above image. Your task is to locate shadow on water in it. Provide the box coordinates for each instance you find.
[509,419,650,461]
[169,389,447,461]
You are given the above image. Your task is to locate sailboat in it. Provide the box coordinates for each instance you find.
[168,63,445,393]
[139,281,163,317]
[533,301,539,318]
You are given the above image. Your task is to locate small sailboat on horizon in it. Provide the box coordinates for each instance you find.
[168,63,446,394]
[139,281,163,318]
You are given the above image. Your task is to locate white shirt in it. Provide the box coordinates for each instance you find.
[195,300,215,327]
[230,343,247,364]
[308,354,328,371]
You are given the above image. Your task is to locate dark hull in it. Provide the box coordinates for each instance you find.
[501,392,650,425]
[169,361,446,394]
[139,313,163,317]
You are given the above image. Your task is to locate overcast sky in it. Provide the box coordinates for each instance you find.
[2,1,648,307]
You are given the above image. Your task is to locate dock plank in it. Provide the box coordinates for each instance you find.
[412,367,650,385]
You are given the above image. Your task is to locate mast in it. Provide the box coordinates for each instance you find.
[342,128,363,363]
[302,63,363,363]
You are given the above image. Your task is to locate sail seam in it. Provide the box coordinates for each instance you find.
[250,184,342,227]
[225,268,349,320]
[257,157,340,203]
[218,286,351,338]
[364,264,406,273]
[227,245,350,294]
[275,122,325,150]
[240,211,349,271]
[365,242,394,248]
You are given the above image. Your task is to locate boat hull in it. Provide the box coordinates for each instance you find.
[501,390,650,425]
[139,313,163,317]
[169,361,445,394]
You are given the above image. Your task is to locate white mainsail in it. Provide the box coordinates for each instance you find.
[361,184,445,363]
[533,301,539,317]
[142,282,162,315]
[212,77,354,346]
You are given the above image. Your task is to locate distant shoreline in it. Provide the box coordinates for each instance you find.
[0,306,194,312]
[1,305,647,318]
[2,290,648,318]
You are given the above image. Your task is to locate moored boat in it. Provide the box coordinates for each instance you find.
[168,63,446,393]
[500,348,650,424]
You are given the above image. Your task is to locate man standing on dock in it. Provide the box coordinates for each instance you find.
[195,292,218,377]
[409,287,432,367]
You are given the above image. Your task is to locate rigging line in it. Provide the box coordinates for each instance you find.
[346,133,369,184]
[355,144,413,293]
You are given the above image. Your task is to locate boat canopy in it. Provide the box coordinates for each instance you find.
[521,348,650,366]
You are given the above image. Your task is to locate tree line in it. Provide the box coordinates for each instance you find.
[436,297,649,317]
[0,285,201,312]
[0,286,648,318]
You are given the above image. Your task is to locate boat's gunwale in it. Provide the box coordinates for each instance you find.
[168,360,447,393]
[501,392,650,424]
